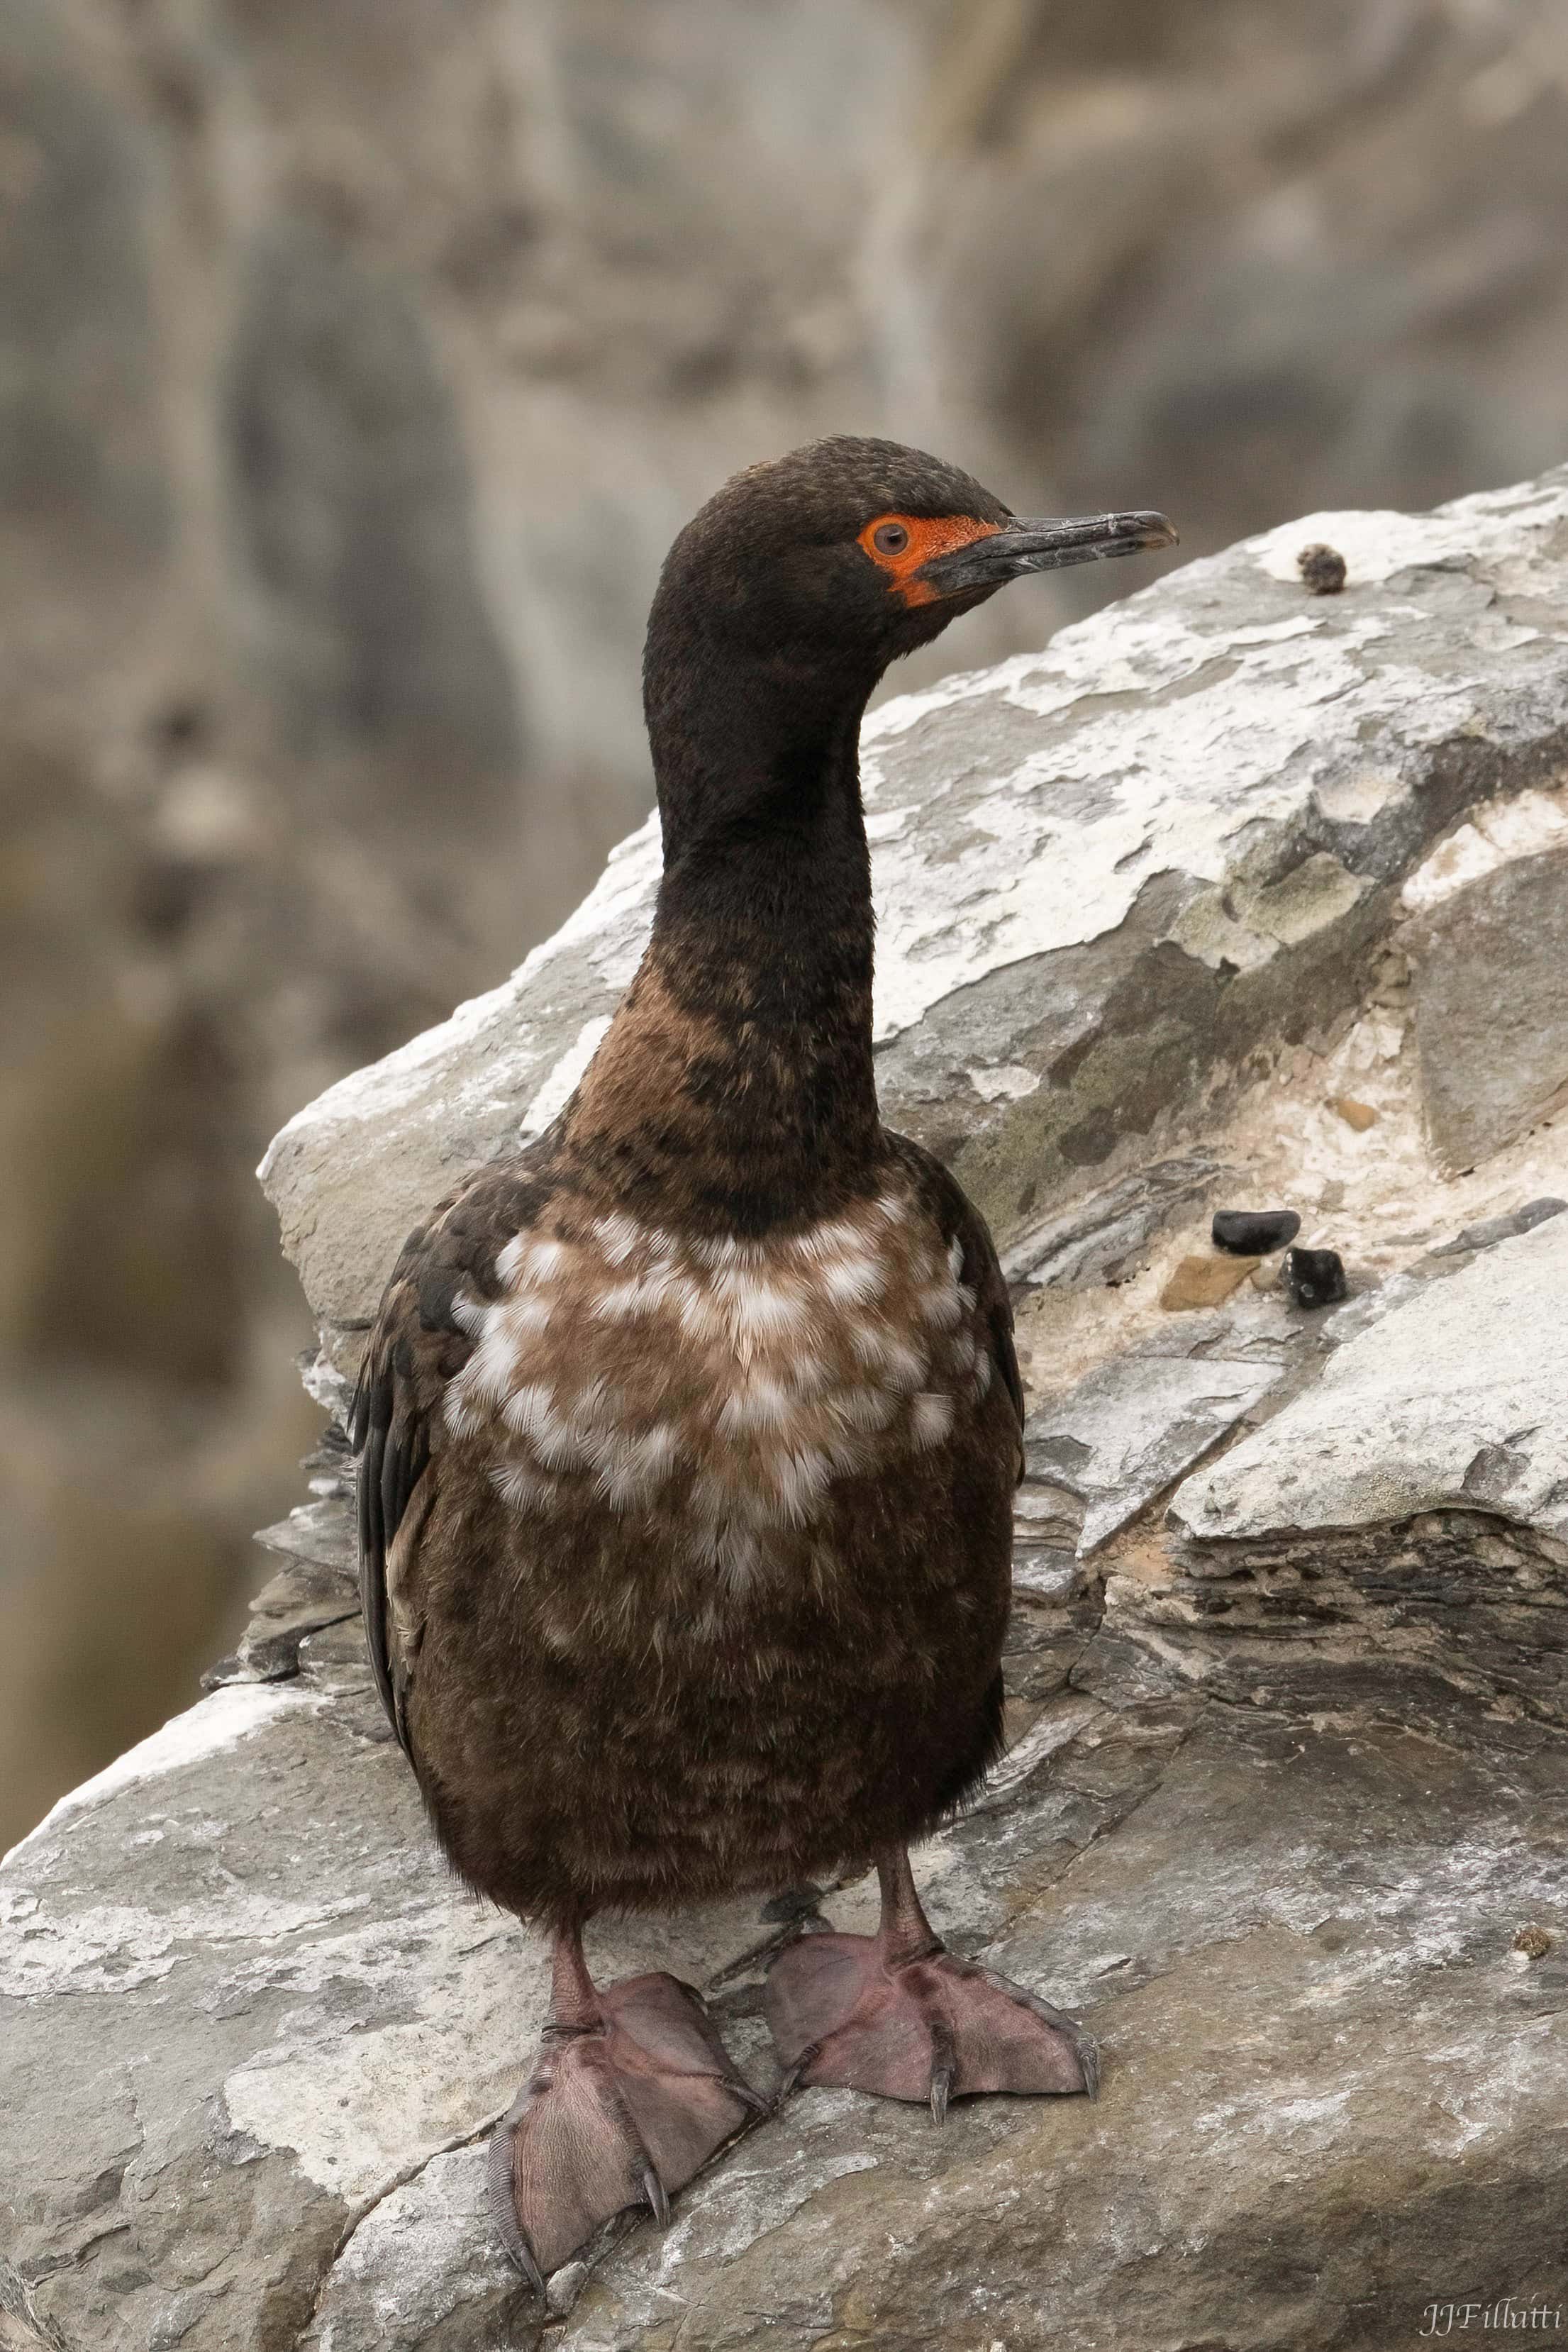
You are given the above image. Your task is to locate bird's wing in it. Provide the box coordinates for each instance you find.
[886,1131,1025,1463]
[348,1153,553,1758]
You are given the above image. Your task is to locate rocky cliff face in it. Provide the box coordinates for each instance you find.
[6,476,1568,2350]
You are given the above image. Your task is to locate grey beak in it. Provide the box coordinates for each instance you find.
[921,509,1178,597]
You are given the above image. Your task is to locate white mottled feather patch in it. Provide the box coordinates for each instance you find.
[446,1189,985,1572]
[911,1391,955,1448]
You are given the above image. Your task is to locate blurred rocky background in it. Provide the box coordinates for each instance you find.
[6,0,1568,1848]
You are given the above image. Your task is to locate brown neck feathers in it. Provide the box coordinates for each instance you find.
[566,731,881,1235]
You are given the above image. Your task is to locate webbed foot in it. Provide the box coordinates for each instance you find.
[763,1846,1095,2116]
[489,1965,764,2286]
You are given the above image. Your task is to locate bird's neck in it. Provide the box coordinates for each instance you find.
[566,675,882,1233]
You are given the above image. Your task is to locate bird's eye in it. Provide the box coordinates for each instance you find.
[872,521,910,557]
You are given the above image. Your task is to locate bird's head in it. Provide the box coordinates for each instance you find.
[646,435,1177,698]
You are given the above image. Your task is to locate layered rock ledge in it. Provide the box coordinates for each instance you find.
[6,477,1568,2351]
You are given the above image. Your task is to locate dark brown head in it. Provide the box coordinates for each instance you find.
[649,435,1174,679]
[643,436,1174,856]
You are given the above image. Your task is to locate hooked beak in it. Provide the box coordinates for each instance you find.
[920,509,1178,598]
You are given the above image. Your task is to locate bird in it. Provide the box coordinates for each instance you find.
[351,436,1176,2286]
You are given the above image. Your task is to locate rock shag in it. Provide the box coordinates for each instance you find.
[350,436,1175,2283]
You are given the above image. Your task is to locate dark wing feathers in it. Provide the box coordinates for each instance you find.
[350,1161,551,1756]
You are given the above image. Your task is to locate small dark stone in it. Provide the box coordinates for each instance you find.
[1284,1246,1347,1308]
[1212,1207,1301,1256]
[1298,542,1347,594]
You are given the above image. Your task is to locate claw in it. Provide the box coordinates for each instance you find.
[928,2017,955,2124]
[640,2162,671,2228]
[779,2039,821,2101]
[486,2118,546,2293]
[725,2075,773,2116]
[928,2064,952,2125]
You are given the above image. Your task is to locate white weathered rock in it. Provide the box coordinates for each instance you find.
[1171,1213,1568,1550]
[1027,1353,1282,1553]
[262,469,1568,1385]
[1101,1207,1568,1726]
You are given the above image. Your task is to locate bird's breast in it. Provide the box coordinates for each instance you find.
[442,1186,992,1588]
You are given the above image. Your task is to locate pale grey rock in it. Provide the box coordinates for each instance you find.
[1002,1585,1102,1709]
[297,2146,515,2352]
[262,468,1568,1389]
[1171,1214,1568,1551]
[1,2259,67,2352]
[1433,1197,1566,1256]
[1026,1355,1281,1553]
[1105,1510,1568,1727]
[1010,1550,1094,1604]
[1106,1215,1568,1724]
[254,1497,357,1579]
[1411,846,1568,1169]
[205,1502,358,1687]
[1000,1155,1224,1292]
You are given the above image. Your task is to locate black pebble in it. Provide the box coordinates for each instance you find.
[1284,1246,1347,1308]
[1212,1207,1301,1256]
[1297,542,1347,594]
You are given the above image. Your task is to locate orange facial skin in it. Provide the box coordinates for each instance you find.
[857,512,1003,607]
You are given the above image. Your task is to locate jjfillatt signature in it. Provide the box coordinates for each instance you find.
[1420,2302,1564,2336]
